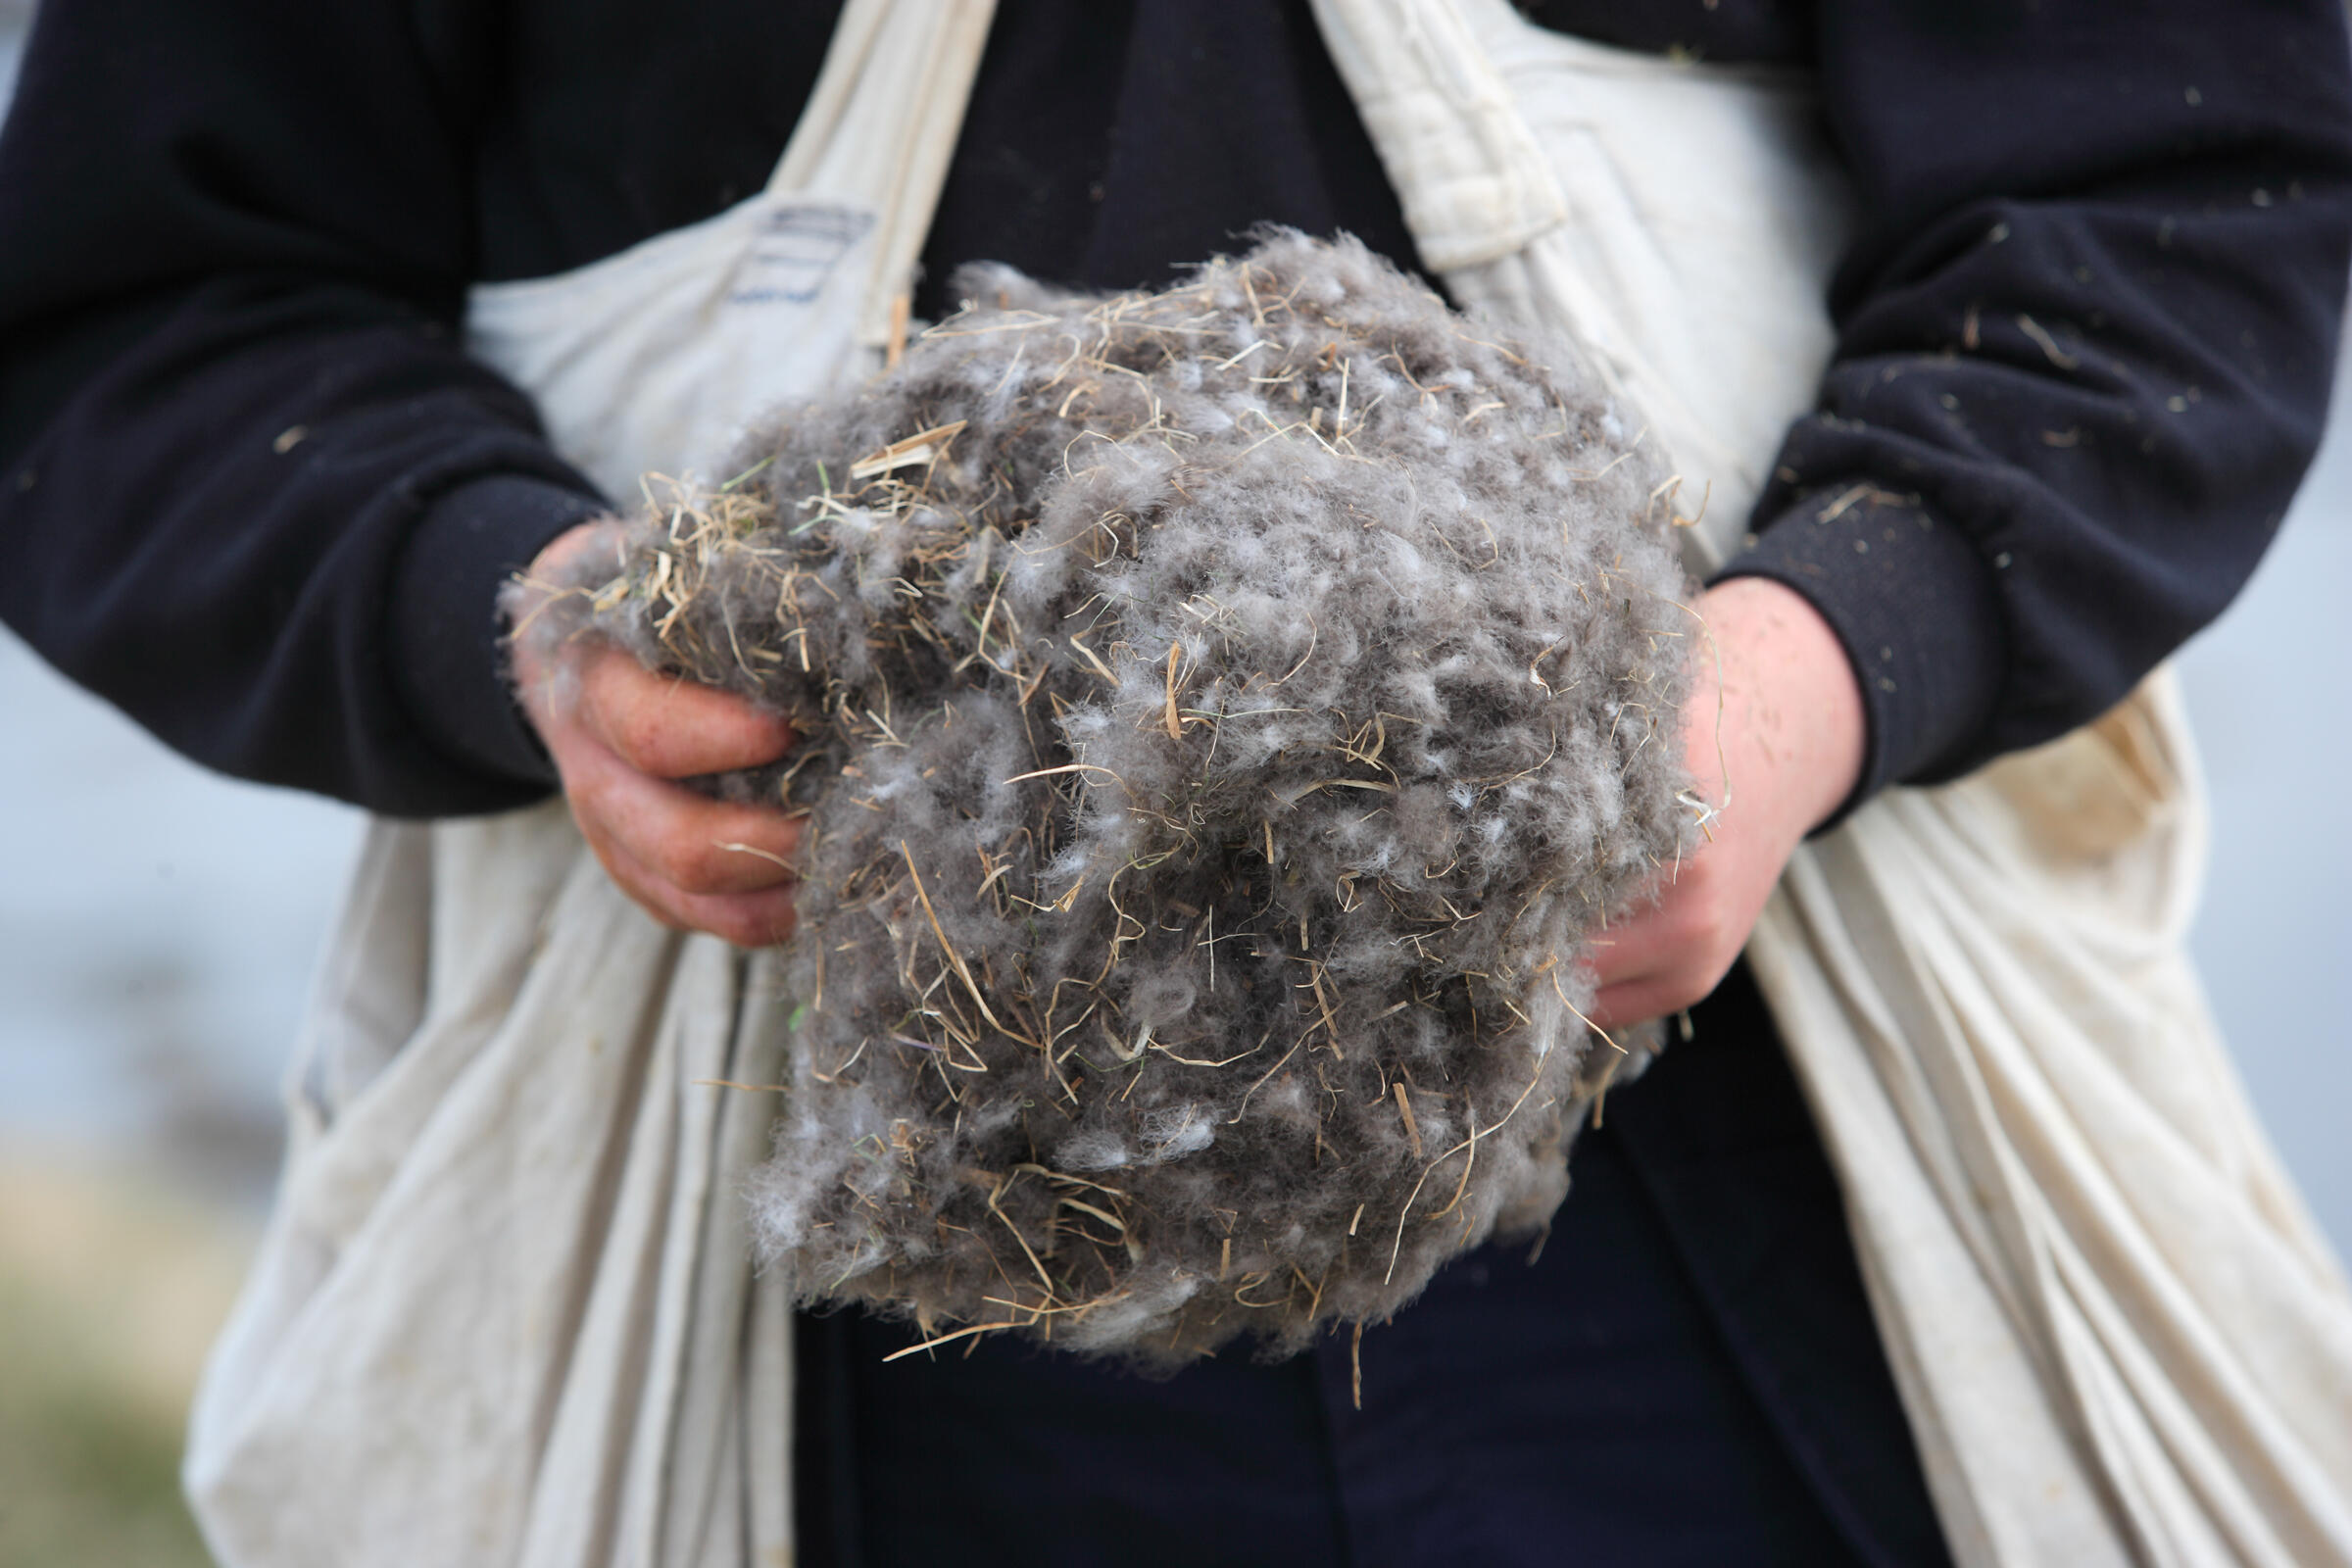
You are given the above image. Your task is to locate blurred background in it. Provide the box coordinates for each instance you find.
[1,0,2347,1560]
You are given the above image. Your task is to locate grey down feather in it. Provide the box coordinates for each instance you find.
[527,232,1699,1364]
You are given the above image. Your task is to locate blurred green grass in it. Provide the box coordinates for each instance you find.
[0,1153,248,1568]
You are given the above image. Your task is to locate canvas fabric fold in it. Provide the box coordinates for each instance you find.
[181,4,997,1563]
[1306,1,2352,1562]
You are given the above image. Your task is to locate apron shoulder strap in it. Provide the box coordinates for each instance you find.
[1306,0,1566,272]
[770,0,1000,350]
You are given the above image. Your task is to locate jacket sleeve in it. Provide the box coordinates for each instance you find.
[0,0,604,816]
[1706,0,2352,813]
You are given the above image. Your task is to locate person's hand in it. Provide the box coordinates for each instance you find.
[511,522,805,947]
[1584,576,1865,1031]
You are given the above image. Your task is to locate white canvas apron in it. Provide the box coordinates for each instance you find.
[182,4,995,1564]
[187,1,2352,1563]
[1309,1,2352,1563]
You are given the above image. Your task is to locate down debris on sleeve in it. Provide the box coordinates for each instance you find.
[1715,0,2352,814]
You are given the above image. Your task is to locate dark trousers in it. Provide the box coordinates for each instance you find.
[796,961,1953,1568]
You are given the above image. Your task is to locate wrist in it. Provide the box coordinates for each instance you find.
[1687,577,1866,844]
[506,516,629,742]
[1716,493,2004,812]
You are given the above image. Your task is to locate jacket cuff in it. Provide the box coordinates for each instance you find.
[1712,489,2004,828]
[388,471,608,791]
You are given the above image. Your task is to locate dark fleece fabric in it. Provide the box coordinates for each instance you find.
[0,1,2347,817]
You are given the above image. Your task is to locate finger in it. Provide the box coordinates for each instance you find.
[1577,910,1677,994]
[1580,910,1714,1029]
[566,743,806,896]
[1582,854,1745,988]
[579,646,796,779]
[596,831,803,948]
[1588,976,1687,1034]
[1587,939,1743,1032]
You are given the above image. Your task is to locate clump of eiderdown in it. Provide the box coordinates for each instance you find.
[532,233,1698,1365]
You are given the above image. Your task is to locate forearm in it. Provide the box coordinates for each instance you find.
[0,279,600,811]
[1723,0,2352,812]
[0,0,608,812]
